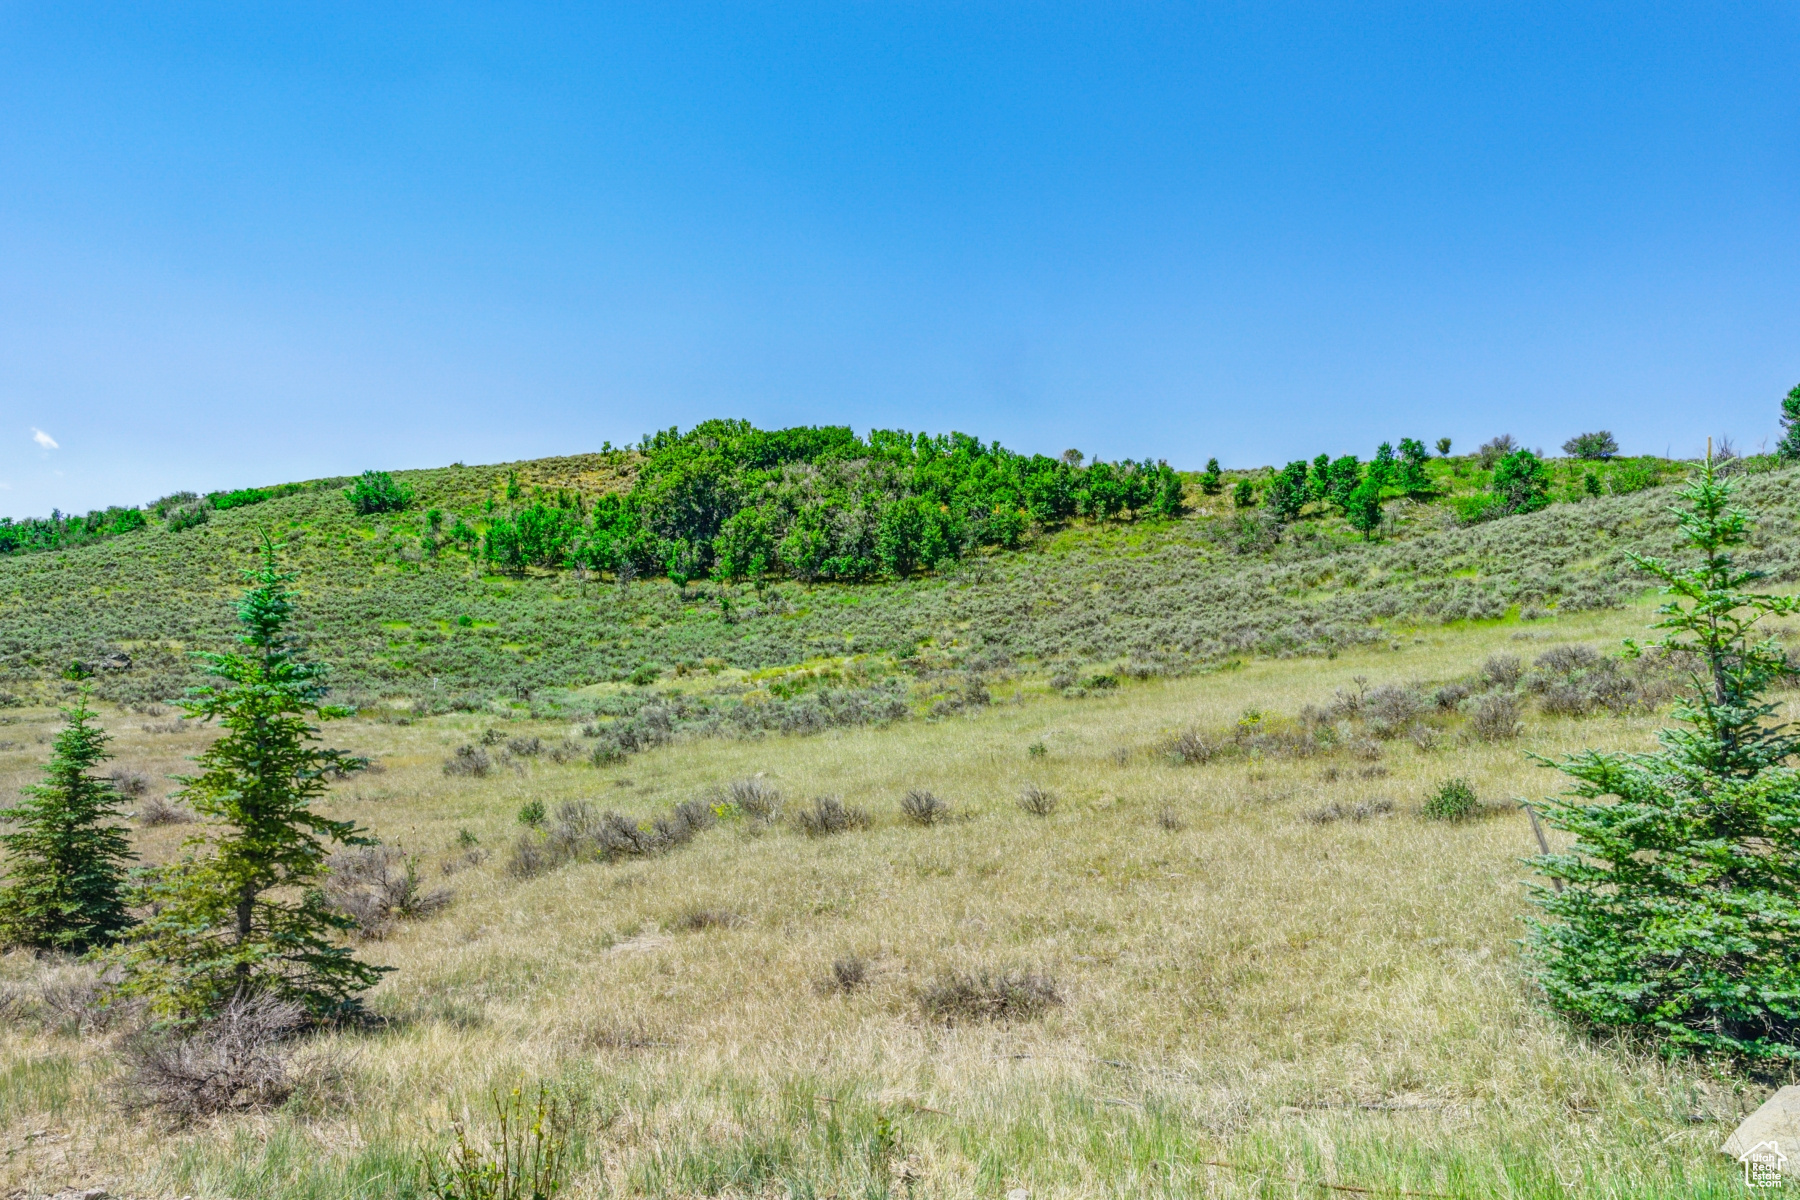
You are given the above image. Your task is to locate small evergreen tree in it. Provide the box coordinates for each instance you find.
[1200,458,1223,496]
[1527,458,1800,1058]
[0,694,134,953]
[1777,383,1800,462]
[1435,437,1453,456]
[1232,478,1255,508]
[1490,449,1551,515]
[112,540,386,1020]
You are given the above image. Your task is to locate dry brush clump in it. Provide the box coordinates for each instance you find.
[137,794,196,826]
[118,991,311,1123]
[899,788,951,826]
[108,767,152,797]
[322,845,453,939]
[822,956,870,994]
[918,969,1062,1025]
[0,958,130,1035]
[1016,783,1058,817]
[507,797,716,878]
[1303,798,1395,825]
[1469,694,1522,742]
[720,776,782,823]
[672,907,744,932]
[794,794,873,837]
[442,744,492,777]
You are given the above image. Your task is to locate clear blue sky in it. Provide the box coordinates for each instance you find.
[4,3,1797,517]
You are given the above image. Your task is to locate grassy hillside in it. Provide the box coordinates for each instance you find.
[0,600,1780,1197]
[2,447,1797,721]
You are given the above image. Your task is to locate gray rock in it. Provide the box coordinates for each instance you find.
[1721,1085,1800,1179]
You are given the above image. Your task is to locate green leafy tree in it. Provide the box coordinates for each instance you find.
[0,694,134,953]
[1345,479,1384,540]
[1232,478,1255,508]
[1397,438,1432,493]
[112,540,385,1021]
[1778,383,1800,462]
[1147,462,1185,518]
[1324,455,1361,511]
[345,470,413,516]
[1368,442,1398,491]
[1199,458,1223,496]
[1267,461,1309,522]
[1561,431,1620,460]
[1435,437,1453,457]
[1527,458,1800,1059]
[1309,454,1331,501]
[876,495,927,577]
[1490,449,1551,515]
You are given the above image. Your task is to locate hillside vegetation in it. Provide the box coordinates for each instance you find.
[1,427,1795,719]
[3,425,1799,1197]
[0,602,1781,1197]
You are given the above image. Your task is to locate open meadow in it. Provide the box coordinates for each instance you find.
[0,596,1783,1199]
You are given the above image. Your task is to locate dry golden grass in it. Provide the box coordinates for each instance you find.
[0,602,1784,1198]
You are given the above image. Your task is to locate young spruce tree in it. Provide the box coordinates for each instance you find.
[0,694,134,953]
[1527,456,1800,1058]
[113,540,385,1020]
[1777,383,1800,463]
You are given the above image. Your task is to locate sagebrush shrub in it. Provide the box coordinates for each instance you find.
[507,798,715,878]
[826,956,869,993]
[137,795,195,827]
[1164,729,1217,765]
[322,845,451,939]
[919,969,1061,1024]
[109,768,150,797]
[443,745,491,777]
[899,789,950,826]
[1017,784,1057,817]
[1470,694,1521,741]
[673,907,742,932]
[794,795,872,837]
[1304,799,1394,825]
[1481,654,1523,688]
[724,777,782,822]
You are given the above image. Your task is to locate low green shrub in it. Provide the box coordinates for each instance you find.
[420,1086,568,1200]
[208,488,270,511]
[1423,777,1480,821]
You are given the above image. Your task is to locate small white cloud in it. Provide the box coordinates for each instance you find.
[31,428,58,450]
